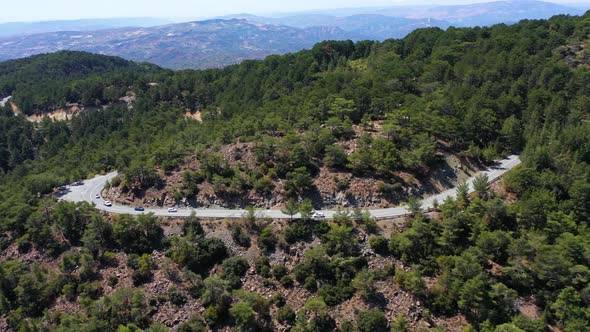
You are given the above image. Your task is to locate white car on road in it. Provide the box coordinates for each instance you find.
[95,194,100,199]
[168,207,178,213]
[103,201,112,207]
[312,211,325,219]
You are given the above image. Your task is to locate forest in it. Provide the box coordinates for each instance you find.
[0,11,589,332]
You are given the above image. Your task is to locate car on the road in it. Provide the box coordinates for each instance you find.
[134,206,145,212]
[311,211,325,219]
[168,207,178,213]
[95,194,100,199]
[103,201,112,207]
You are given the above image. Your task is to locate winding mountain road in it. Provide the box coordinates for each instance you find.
[60,155,521,219]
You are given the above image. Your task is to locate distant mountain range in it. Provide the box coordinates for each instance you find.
[0,17,173,38]
[0,0,586,69]
[225,14,451,40]
[0,19,357,69]
[401,0,585,26]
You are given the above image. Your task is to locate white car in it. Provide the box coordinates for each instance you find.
[168,207,178,213]
[311,211,325,219]
[95,194,100,199]
[103,201,112,207]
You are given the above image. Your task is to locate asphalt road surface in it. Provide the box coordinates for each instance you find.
[60,155,521,219]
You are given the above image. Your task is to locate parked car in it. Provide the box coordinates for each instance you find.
[168,207,178,213]
[134,206,145,211]
[95,194,100,199]
[312,211,325,219]
[103,201,112,207]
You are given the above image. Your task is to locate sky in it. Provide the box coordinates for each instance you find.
[1,0,589,22]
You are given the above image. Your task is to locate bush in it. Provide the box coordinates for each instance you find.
[108,274,119,287]
[113,214,162,254]
[16,234,31,252]
[131,254,154,286]
[231,225,251,247]
[101,251,118,267]
[304,276,318,292]
[272,264,289,279]
[280,275,294,288]
[270,293,286,307]
[318,284,354,306]
[357,308,388,332]
[203,306,220,327]
[177,317,207,332]
[169,287,187,306]
[62,283,77,301]
[258,226,277,253]
[369,235,389,255]
[221,257,250,289]
[230,301,256,330]
[167,235,228,274]
[254,257,271,278]
[60,250,81,273]
[78,281,103,300]
[276,305,296,325]
[284,221,313,244]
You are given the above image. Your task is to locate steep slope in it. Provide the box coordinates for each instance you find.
[0,19,358,69]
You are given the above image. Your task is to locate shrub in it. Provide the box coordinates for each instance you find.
[276,305,296,325]
[358,309,388,332]
[131,254,155,286]
[231,225,251,247]
[62,283,77,301]
[270,293,286,307]
[101,251,118,267]
[169,287,187,306]
[108,274,119,287]
[369,235,389,255]
[304,276,318,292]
[284,221,313,244]
[254,257,271,278]
[221,257,250,289]
[280,275,294,288]
[230,301,256,330]
[272,264,289,279]
[203,306,220,327]
[258,226,276,253]
[177,317,207,332]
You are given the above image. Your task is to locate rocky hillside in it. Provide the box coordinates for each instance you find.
[105,133,482,210]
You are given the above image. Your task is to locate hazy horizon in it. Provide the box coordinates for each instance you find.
[2,0,590,23]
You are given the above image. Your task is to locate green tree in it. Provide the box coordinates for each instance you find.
[230,301,256,331]
[258,226,277,253]
[357,308,388,332]
[299,199,314,220]
[281,199,299,221]
[456,181,470,205]
[323,145,348,169]
[406,197,423,216]
[352,269,376,301]
[473,174,492,200]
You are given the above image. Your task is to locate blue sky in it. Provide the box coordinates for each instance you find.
[1,0,589,22]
